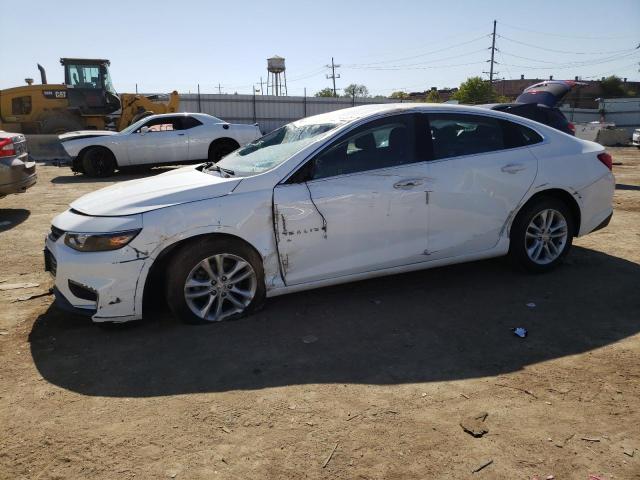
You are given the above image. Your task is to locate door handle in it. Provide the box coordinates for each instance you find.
[501,163,526,174]
[177,133,186,136]
[393,179,424,189]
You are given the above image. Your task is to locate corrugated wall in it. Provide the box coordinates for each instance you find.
[173,94,404,133]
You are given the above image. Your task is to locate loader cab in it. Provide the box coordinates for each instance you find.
[60,58,121,115]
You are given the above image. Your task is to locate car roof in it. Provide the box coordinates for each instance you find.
[293,102,546,126]
[142,112,222,122]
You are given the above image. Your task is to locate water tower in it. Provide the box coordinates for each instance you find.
[267,55,287,96]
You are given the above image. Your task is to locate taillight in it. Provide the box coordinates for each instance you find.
[567,122,576,135]
[597,152,613,170]
[0,138,15,157]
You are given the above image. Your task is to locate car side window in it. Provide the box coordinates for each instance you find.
[137,117,182,133]
[501,120,543,147]
[429,113,505,160]
[179,116,203,130]
[310,115,418,180]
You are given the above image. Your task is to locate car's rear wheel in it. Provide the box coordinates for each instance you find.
[208,139,240,162]
[81,147,117,177]
[509,197,574,272]
[165,237,265,324]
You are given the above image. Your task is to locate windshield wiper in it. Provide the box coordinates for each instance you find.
[202,162,235,178]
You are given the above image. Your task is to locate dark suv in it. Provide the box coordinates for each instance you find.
[482,80,582,135]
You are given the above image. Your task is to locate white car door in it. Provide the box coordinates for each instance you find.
[273,114,431,286]
[126,116,189,165]
[424,112,539,260]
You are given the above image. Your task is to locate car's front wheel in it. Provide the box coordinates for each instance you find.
[81,147,117,177]
[509,197,574,272]
[165,237,265,324]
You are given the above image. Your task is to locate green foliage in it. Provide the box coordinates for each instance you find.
[314,87,336,97]
[599,76,629,98]
[343,84,369,98]
[452,77,497,104]
[425,90,441,103]
[390,91,410,100]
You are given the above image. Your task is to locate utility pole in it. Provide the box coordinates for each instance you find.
[489,20,497,84]
[217,83,222,94]
[325,57,341,97]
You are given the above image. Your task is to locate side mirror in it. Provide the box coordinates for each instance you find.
[140,126,150,134]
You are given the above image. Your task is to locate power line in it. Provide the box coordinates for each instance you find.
[344,33,490,67]
[497,50,640,70]
[498,21,640,41]
[342,61,487,71]
[343,49,487,70]
[497,34,639,55]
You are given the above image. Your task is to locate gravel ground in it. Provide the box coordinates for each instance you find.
[1,147,639,479]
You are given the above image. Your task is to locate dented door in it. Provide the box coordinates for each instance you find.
[273,164,430,286]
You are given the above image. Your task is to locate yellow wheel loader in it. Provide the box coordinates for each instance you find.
[0,58,179,134]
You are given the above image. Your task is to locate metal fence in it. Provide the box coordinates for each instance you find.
[169,93,640,135]
[171,93,402,133]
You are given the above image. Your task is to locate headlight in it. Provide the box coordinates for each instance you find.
[64,229,141,252]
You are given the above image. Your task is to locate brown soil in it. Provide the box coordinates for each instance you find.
[1,149,639,479]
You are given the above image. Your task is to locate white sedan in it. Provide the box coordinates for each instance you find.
[45,103,614,324]
[59,113,262,177]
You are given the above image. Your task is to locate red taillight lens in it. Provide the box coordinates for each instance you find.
[597,152,613,170]
[568,122,576,134]
[0,137,16,157]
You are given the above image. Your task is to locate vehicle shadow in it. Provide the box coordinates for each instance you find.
[50,167,179,184]
[616,183,640,191]
[29,246,640,398]
[0,208,30,233]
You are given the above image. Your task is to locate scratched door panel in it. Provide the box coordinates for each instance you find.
[273,163,429,286]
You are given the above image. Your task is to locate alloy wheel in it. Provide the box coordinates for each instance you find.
[525,208,568,265]
[183,253,257,321]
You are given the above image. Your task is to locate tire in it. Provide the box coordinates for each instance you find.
[40,114,84,134]
[165,236,265,324]
[81,147,117,177]
[509,197,574,273]
[208,139,240,162]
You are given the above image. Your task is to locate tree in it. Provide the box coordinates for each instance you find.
[315,87,336,97]
[599,75,628,98]
[425,89,441,103]
[343,84,369,98]
[452,77,497,104]
[390,91,410,100]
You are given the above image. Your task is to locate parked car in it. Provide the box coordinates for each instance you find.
[45,103,614,325]
[632,128,640,148]
[59,113,262,177]
[0,131,36,199]
[482,80,584,135]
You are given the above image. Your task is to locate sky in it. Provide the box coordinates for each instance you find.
[1,0,639,96]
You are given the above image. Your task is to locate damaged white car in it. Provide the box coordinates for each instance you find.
[59,113,262,177]
[45,104,614,324]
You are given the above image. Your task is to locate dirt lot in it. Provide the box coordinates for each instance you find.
[1,148,639,479]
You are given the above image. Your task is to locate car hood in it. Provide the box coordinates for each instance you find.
[59,130,118,142]
[70,166,242,216]
[516,80,586,107]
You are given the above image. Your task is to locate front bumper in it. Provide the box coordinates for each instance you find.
[45,213,149,323]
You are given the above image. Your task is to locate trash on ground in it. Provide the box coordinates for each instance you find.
[581,437,601,442]
[219,426,232,434]
[322,442,339,468]
[471,459,493,473]
[512,327,528,338]
[460,412,489,438]
[0,282,40,291]
[302,335,318,344]
[623,446,635,457]
[13,290,52,302]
